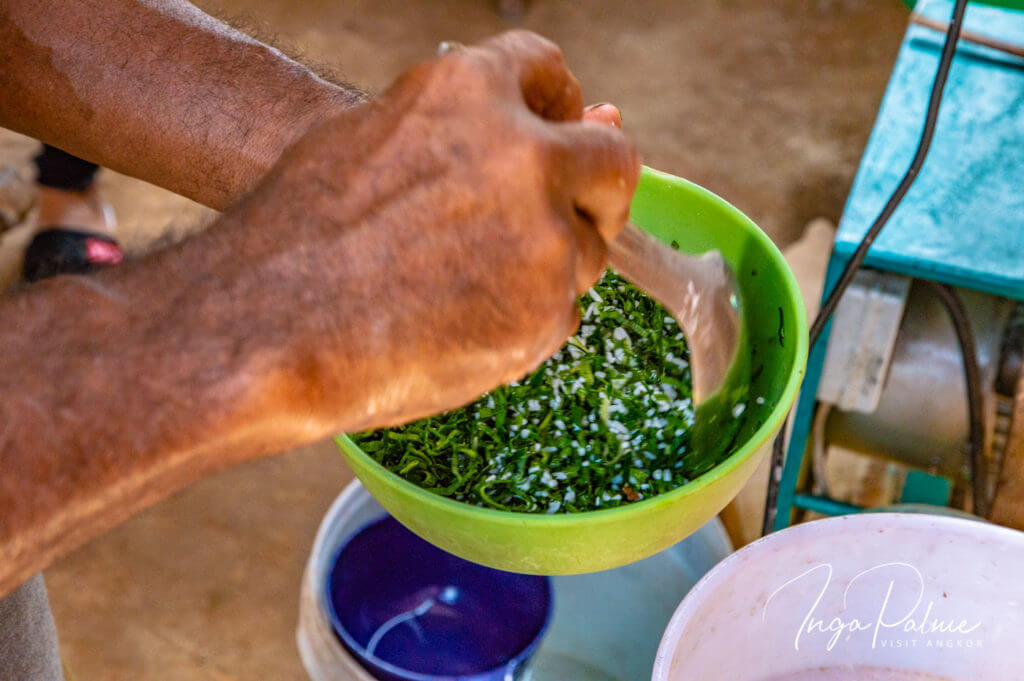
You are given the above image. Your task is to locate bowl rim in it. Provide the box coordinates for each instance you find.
[322,515,554,681]
[651,512,1024,680]
[335,167,809,527]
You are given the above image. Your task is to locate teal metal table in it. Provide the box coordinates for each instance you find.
[774,0,1024,529]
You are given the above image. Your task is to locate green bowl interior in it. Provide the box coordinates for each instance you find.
[336,167,807,528]
[629,167,807,458]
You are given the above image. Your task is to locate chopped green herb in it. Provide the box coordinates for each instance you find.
[354,272,724,513]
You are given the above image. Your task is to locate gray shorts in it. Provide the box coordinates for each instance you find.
[0,575,65,680]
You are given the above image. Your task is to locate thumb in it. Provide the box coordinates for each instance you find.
[583,103,623,129]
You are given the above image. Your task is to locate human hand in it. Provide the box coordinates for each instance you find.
[219,30,640,430]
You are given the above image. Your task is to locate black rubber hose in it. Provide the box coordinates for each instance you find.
[762,0,970,536]
[924,281,988,518]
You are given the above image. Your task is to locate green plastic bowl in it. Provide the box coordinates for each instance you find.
[335,167,808,575]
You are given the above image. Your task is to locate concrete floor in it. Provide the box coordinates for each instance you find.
[0,1,911,679]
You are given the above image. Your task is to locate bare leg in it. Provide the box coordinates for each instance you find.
[23,145,120,282]
[33,145,114,236]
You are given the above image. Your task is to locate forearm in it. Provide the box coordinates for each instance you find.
[0,99,455,595]
[0,0,364,209]
[0,159,451,595]
[0,210,346,596]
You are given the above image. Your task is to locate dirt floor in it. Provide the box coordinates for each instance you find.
[0,1,910,679]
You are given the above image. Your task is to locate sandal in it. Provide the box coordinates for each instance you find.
[23,227,123,283]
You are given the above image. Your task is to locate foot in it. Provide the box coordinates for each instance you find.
[36,184,116,237]
[22,183,121,283]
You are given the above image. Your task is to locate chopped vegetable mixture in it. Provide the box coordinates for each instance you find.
[353,272,711,513]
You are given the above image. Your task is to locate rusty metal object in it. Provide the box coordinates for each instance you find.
[825,284,1011,479]
[992,360,1024,529]
[911,12,1024,60]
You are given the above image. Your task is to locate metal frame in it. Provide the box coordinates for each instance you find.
[773,0,1024,529]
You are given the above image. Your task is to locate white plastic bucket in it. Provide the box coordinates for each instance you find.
[298,481,379,681]
[653,513,1024,681]
[298,480,732,681]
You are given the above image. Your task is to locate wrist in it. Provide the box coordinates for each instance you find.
[229,75,367,210]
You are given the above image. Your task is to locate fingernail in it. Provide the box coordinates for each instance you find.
[586,102,613,110]
[437,40,465,56]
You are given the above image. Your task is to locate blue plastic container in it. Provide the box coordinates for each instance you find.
[325,516,552,681]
